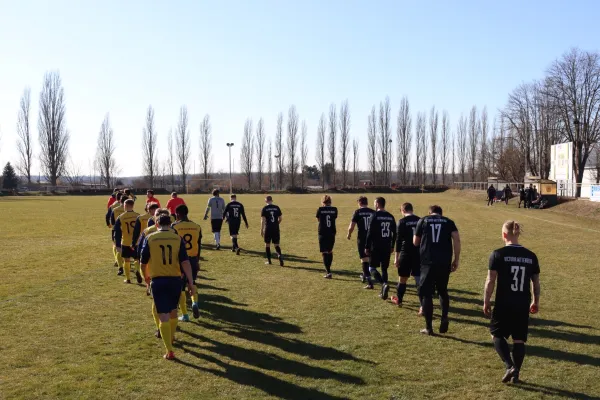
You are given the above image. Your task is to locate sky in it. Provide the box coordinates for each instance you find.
[1,0,599,178]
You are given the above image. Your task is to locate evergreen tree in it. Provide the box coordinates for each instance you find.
[2,162,19,190]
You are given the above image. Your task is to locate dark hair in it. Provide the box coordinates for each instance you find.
[176,204,189,216]
[322,195,332,205]
[213,189,220,196]
[266,195,273,202]
[124,188,131,195]
[148,202,160,212]
[147,190,154,195]
[124,199,134,207]
[113,188,119,193]
[120,195,127,204]
[231,194,237,199]
[158,214,172,226]
[171,192,178,197]
[401,202,413,212]
[375,197,386,209]
[357,196,368,206]
[116,192,123,201]
[429,205,443,215]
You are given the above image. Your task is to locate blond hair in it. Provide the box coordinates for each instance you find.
[502,220,523,237]
[322,195,332,205]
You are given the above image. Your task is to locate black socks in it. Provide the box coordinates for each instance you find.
[232,237,238,249]
[275,246,282,256]
[422,296,434,331]
[493,336,514,369]
[322,253,333,273]
[513,343,525,370]
[397,283,407,302]
[266,247,272,263]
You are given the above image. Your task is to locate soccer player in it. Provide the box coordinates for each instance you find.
[365,197,396,299]
[172,204,202,321]
[109,194,127,275]
[223,194,249,254]
[106,191,123,267]
[316,195,338,279]
[503,185,512,205]
[107,189,118,209]
[114,199,141,284]
[518,186,526,208]
[146,190,161,208]
[133,202,160,279]
[391,202,421,308]
[204,189,226,250]
[413,205,461,335]
[166,192,186,218]
[140,214,195,360]
[483,220,540,384]
[123,188,136,201]
[487,185,497,206]
[261,195,284,266]
[347,196,375,288]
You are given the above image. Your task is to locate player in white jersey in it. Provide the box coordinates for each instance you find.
[204,189,226,250]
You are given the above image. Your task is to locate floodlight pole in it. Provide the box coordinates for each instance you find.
[227,143,234,194]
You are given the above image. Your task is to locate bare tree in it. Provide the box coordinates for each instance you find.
[63,157,84,187]
[240,118,254,188]
[396,96,412,184]
[367,106,377,183]
[429,106,439,184]
[300,120,308,189]
[287,106,300,187]
[275,112,285,189]
[167,129,175,189]
[451,129,456,184]
[256,118,265,190]
[441,111,450,185]
[267,139,273,190]
[199,114,212,180]
[328,103,337,187]
[339,100,351,187]
[16,88,33,183]
[95,114,118,188]
[457,114,468,182]
[352,138,359,187]
[316,113,326,189]
[415,112,426,184]
[38,71,69,186]
[479,106,489,180]
[142,105,158,187]
[378,96,392,185]
[468,106,479,181]
[175,106,191,192]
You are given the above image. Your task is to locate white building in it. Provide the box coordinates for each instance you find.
[549,142,599,198]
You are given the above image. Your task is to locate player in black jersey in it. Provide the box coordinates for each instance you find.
[315,195,338,279]
[484,220,540,384]
[365,197,396,299]
[347,196,376,288]
[223,194,249,255]
[414,205,461,335]
[391,203,421,308]
[261,196,284,266]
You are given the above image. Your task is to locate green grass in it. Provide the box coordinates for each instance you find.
[1,193,599,400]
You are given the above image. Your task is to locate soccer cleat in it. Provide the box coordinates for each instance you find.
[278,255,284,267]
[163,351,176,360]
[124,279,131,284]
[420,328,434,336]
[236,247,241,256]
[417,307,424,316]
[135,271,143,284]
[390,296,402,307]
[511,371,520,384]
[231,247,236,253]
[363,284,374,290]
[502,367,516,384]
[216,244,221,250]
[380,283,390,300]
[179,314,190,322]
[439,319,449,334]
[324,273,332,279]
[113,261,118,267]
[360,274,366,283]
[117,267,124,276]
[192,302,200,319]
[265,260,272,265]
[155,329,161,339]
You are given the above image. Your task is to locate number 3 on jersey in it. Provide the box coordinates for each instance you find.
[270,211,275,222]
[511,266,526,292]
[381,222,390,237]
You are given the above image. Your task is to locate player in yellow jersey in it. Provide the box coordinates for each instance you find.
[140,214,195,360]
[115,199,141,284]
[133,202,160,282]
[106,192,123,267]
[172,204,202,321]
[109,195,127,275]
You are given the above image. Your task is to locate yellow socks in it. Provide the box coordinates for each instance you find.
[113,246,118,262]
[152,303,160,329]
[192,292,198,304]
[159,321,173,352]
[170,318,178,344]
[117,253,124,269]
[136,260,142,276]
[178,292,188,315]
[124,260,131,281]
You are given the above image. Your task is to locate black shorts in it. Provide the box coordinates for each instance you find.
[398,252,420,277]
[151,276,182,314]
[318,235,336,253]
[181,257,200,291]
[490,305,530,342]
[211,219,223,233]
[228,221,241,236]
[264,229,280,244]
[357,237,368,259]
[121,246,136,259]
[419,264,450,297]
[370,248,391,270]
[111,229,116,242]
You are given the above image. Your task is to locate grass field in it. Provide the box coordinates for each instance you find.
[1,192,600,400]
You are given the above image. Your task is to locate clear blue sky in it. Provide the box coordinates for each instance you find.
[1,0,598,177]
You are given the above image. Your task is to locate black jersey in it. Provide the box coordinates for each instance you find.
[519,188,526,199]
[414,214,458,265]
[261,204,282,231]
[365,210,397,251]
[316,206,338,236]
[396,214,420,254]
[351,207,375,239]
[224,201,248,226]
[489,245,540,308]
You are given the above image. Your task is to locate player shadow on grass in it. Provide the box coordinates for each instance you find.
[512,382,600,400]
[238,248,322,264]
[173,348,350,400]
